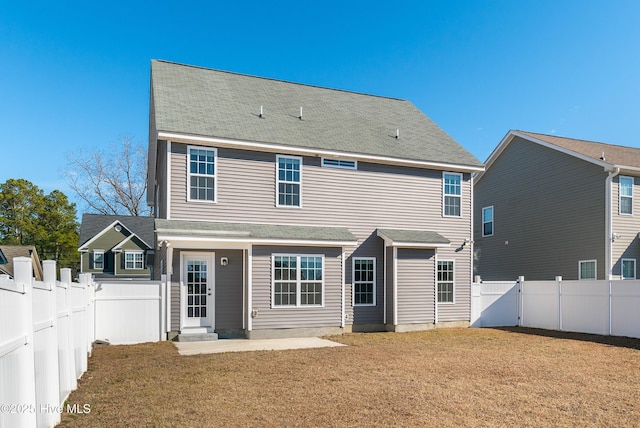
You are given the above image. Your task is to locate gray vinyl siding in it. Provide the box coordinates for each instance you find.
[170,252,181,330]
[396,249,435,325]
[251,245,342,330]
[170,249,244,332]
[214,250,244,329]
[474,136,607,281]
[346,233,385,325]
[168,144,473,323]
[611,175,640,279]
[155,140,168,219]
[386,246,394,324]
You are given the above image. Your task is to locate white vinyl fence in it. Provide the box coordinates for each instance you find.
[0,257,167,428]
[0,258,93,428]
[94,280,166,345]
[471,276,640,339]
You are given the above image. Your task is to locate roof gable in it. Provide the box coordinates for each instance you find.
[477,130,640,183]
[0,245,43,280]
[150,60,483,171]
[78,214,154,250]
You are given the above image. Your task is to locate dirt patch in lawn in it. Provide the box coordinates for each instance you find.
[58,328,640,427]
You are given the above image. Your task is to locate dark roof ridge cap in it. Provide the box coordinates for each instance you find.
[151,59,408,103]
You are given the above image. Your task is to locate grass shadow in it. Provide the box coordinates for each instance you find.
[494,326,640,351]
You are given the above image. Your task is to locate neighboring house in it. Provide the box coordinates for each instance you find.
[78,214,154,279]
[0,245,43,280]
[475,129,640,281]
[148,60,484,340]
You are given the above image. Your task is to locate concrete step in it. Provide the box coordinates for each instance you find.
[176,332,219,342]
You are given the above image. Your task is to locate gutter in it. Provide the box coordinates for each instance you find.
[605,167,620,279]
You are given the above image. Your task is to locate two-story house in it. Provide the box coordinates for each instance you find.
[475,130,640,281]
[148,60,484,340]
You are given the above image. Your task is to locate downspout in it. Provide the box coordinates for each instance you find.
[383,243,387,326]
[341,248,345,328]
[605,167,620,280]
[470,173,475,322]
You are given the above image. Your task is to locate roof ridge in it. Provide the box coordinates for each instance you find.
[518,130,639,151]
[151,59,408,103]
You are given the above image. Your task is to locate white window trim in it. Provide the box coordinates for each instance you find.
[437,260,455,304]
[619,176,633,215]
[271,254,324,308]
[93,250,104,270]
[352,257,376,307]
[321,158,357,170]
[125,251,145,270]
[187,145,217,203]
[442,172,463,218]
[275,155,303,208]
[482,206,494,237]
[622,258,636,280]
[578,259,597,280]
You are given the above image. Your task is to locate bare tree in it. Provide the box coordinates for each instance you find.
[65,136,150,216]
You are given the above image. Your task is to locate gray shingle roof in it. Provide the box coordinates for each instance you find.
[518,131,640,169]
[155,219,357,243]
[150,60,483,169]
[377,229,451,246]
[78,214,155,248]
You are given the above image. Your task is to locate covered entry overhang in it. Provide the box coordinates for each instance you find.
[376,228,451,328]
[155,219,358,338]
[376,229,451,249]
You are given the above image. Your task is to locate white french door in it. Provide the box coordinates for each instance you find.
[181,253,214,329]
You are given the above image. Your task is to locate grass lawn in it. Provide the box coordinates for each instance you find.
[58,328,640,427]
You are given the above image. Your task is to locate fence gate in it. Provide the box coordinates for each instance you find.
[471,280,520,327]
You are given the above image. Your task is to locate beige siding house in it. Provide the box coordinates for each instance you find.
[148,60,484,340]
[475,130,640,281]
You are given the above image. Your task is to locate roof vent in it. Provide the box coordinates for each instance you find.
[395,129,400,139]
[600,151,605,161]
[299,107,303,120]
[259,105,264,118]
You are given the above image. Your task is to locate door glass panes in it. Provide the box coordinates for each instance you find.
[187,260,207,318]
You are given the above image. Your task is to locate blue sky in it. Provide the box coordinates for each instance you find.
[2,0,639,208]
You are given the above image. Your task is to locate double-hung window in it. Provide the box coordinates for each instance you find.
[353,258,376,306]
[443,172,462,217]
[272,254,323,307]
[622,258,636,279]
[276,155,302,207]
[482,206,494,237]
[620,176,633,215]
[579,260,596,280]
[437,260,454,303]
[93,250,104,270]
[125,251,144,270]
[188,146,216,202]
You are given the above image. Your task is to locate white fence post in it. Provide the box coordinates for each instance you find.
[518,276,524,327]
[35,260,62,427]
[4,257,38,427]
[58,268,77,403]
[160,275,167,339]
[556,276,563,331]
